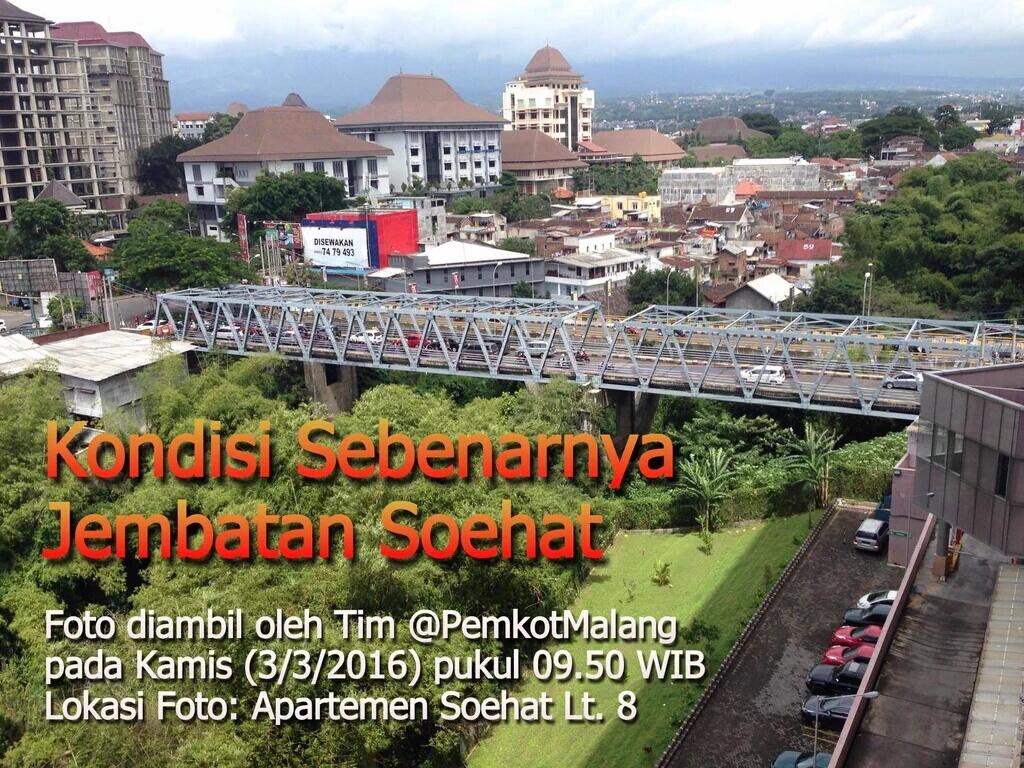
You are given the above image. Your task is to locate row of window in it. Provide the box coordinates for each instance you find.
[926,424,1010,498]
[422,262,533,285]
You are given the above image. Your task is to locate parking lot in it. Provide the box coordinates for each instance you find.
[665,505,899,768]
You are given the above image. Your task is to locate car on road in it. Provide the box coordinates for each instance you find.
[882,370,923,390]
[0,319,6,335]
[831,624,882,647]
[856,589,897,609]
[388,332,422,348]
[740,364,786,385]
[771,750,831,768]
[822,643,875,666]
[854,518,889,552]
[805,660,868,696]
[348,328,383,346]
[801,695,854,729]
[12,322,36,335]
[843,603,891,628]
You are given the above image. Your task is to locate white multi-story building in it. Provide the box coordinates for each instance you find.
[173,111,214,141]
[502,46,594,151]
[660,158,821,205]
[335,74,503,195]
[178,95,391,239]
[544,247,651,299]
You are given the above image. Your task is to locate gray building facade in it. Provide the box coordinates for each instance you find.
[912,363,1024,566]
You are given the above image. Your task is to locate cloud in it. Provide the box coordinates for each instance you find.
[31,0,1024,62]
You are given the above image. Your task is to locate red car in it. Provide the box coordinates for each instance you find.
[822,643,875,666]
[831,624,882,647]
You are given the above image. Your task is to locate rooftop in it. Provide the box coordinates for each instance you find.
[694,116,769,143]
[178,101,392,162]
[51,21,160,54]
[777,238,835,261]
[522,45,578,77]
[335,74,502,128]
[36,179,86,208]
[0,0,48,24]
[0,334,52,376]
[41,330,192,381]
[422,240,531,267]
[590,129,686,163]
[738,273,804,304]
[501,129,586,170]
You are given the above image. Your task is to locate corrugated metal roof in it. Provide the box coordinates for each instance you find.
[42,330,192,382]
[0,334,52,376]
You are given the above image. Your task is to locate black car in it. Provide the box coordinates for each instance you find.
[843,603,891,627]
[801,695,854,729]
[805,660,867,696]
[772,750,831,768]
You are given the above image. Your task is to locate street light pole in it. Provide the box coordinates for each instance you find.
[813,690,879,764]
[862,262,873,317]
[492,261,503,297]
[665,269,671,305]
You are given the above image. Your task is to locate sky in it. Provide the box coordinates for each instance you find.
[32,0,1024,112]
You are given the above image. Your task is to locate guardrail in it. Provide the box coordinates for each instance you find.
[827,513,937,767]
[656,503,839,767]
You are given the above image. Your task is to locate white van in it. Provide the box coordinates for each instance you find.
[740,365,786,385]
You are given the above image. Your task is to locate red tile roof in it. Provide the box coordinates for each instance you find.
[52,21,160,54]
[179,105,392,162]
[521,45,579,78]
[590,129,685,163]
[777,239,834,261]
[335,74,501,127]
[501,129,586,170]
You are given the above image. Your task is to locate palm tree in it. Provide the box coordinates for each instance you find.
[678,447,736,554]
[787,422,840,508]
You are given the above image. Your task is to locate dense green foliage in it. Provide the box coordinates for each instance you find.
[854,107,939,157]
[571,154,661,195]
[136,136,201,195]
[203,113,242,143]
[0,200,99,271]
[739,111,783,138]
[746,128,862,159]
[799,152,1024,317]
[449,192,551,223]
[114,203,254,290]
[627,266,698,311]
[223,172,349,233]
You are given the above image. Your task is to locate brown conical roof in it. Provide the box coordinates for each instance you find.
[282,92,308,108]
[524,45,574,75]
[0,0,47,23]
[334,74,501,127]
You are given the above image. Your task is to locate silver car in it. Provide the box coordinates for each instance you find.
[882,371,923,390]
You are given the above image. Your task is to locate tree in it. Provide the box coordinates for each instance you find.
[133,199,192,230]
[46,294,85,328]
[223,172,348,232]
[786,422,840,509]
[941,124,978,150]
[677,447,736,554]
[136,135,200,194]
[283,261,320,287]
[203,112,241,142]
[511,280,535,299]
[933,104,959,132]
[740,111,783,139]
[11,198,71,246]
[115,219,254,290]
[627,266,697,311]
[855,108,940,157]
[977,101,1015,134]
[497,237,535,256]
[40,234,95,272]
[569,154,659,195]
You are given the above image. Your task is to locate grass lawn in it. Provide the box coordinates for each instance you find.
[467,511,823,768]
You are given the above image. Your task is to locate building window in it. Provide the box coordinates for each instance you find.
[949,431,963,475]
[459,162,467,170]
[195,185,204,197]
[443,146,451,155]
[367,158,378,175]
[313,160,325,174]
[931,426,948,469]
[488,159,496,168]
[411,164,420,174]
[477,267,483,280]
[443,162,452,171]
[333,160,345,177]
[410,147,419,157]
[293,162,305,173]
[510,263,515,277]
[191,164,201,182]
[995,454,1009,497]
[425,271,431,285]
[474,160,482,169]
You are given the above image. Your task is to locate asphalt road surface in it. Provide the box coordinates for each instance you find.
[664,506,900,768]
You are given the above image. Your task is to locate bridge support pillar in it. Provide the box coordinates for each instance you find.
[608,390,660,447]
[304,363,358,414]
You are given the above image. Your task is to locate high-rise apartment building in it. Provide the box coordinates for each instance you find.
[0,1,124,222]
[502,46,594,151]
[51,21,172,194]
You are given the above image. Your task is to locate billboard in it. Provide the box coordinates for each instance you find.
[303,226,370,270]
[237,213,249,261]
[0,258,58,294]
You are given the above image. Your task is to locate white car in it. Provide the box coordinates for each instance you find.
[0,319,6,335]
[740,365,786,385]
[856,589,897,609]
[349,328,383,346]
[215,325,242,341]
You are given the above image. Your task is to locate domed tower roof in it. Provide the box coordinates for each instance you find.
[282,92,308,108]
[520,45,580,80]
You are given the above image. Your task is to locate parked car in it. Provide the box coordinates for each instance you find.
[831,624,882,647]
[882,370,922,390]
[871,494,892,523]
[856,589,897,609]
[11,322,36,334]
[349,328,383,346]
[0,318,6,335]
[805,660,868,696]
[771,751,831,768]
[822,643,875,666]
[854,518,889,552]
[740,364,786,385]
[843,603,891,628]
[801,695,854,729]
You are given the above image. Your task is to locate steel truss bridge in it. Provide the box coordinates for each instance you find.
[155,286,1023,420]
